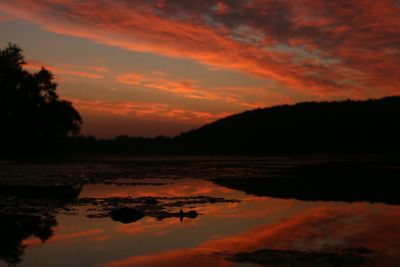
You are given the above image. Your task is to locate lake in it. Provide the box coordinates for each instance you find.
[1,157,399,267]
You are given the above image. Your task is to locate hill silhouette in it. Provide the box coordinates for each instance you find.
[1,44,399,156]
[175,96,400,154]
[47,96,400,156]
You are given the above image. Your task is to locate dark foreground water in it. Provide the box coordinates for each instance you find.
[1,157,399,267]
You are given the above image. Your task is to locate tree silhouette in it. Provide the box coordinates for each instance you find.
[0,43,82,152]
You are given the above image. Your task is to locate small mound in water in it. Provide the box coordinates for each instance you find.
[178,209,199,222]
[185,210,198,218]
[109,207,144,224]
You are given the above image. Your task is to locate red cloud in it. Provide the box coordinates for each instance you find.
[1,1,398,98]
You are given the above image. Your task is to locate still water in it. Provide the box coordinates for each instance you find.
[1,157,399,266]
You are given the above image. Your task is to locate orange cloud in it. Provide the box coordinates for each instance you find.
[116,71,292,108]
[1,1,398,98]
[116,72,144,86]
[67,98,231,123]
[116,72,225,101]
[25,61,104,79]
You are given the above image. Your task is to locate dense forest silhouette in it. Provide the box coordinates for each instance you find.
[57,96,400,155]
[0,43,82,154]
[1,43,400,156]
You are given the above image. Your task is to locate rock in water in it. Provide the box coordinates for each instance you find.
[109,207,144,224]
[179,210,199,222]
[186,210,198,218]
[143,197,158,205]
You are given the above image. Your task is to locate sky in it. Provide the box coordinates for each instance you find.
[0,0,399,138]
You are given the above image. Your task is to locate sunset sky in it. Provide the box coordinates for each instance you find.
[1,1,399,138]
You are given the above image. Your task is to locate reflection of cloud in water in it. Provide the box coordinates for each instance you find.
[23,228,104,248]
[80,179,234,199]
[116,216,196,237]
[75,178,298,224]
[2,165,400,266]
[0,214,57,266]
[0,183,82,265]
[99,203,400,267]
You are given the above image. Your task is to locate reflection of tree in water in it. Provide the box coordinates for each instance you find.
[0,184,82,266]
[212,161,400,205]
[0,214,57,266]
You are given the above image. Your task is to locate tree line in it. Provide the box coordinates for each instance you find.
[1,43,400,156]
